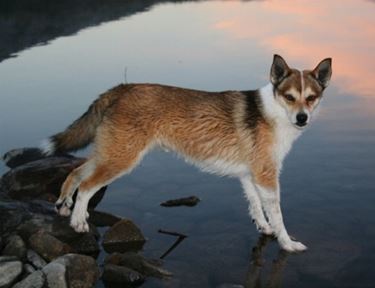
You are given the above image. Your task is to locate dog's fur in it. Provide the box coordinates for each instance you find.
[42,55,332,252]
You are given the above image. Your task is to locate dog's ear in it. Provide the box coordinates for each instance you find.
[270,54,290,86]
[312,58,332,88]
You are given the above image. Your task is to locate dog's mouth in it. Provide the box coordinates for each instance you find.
[294,122,307,129]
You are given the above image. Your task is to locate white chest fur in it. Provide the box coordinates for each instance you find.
[259,84,301,166]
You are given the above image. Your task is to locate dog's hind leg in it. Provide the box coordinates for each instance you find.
[56,160,94,217]
[69,126,151,232]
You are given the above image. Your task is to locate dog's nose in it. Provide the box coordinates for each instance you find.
[296,113,308,126]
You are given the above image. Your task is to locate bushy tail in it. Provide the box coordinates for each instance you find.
[41,85,123,155]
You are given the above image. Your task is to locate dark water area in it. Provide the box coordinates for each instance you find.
[1,0,375,287]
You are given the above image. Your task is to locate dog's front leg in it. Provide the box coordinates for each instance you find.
[256,182,307,252]
[240,176,273,235]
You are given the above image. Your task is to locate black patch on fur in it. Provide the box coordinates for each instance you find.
[241,90,265,130]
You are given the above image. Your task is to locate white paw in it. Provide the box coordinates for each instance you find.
[70,216,90,233]
[85,211,90,219]
[280,240,308,253]
[58,206,71,217]
[55,197,73,217]
[259,224,273,236]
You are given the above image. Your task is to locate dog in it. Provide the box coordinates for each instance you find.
[42,55,332,252]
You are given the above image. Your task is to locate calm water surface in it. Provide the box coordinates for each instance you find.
[1,1,375,287]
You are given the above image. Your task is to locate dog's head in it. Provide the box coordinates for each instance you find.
[270,54,332,129]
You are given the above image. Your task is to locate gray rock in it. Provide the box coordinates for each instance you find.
[13,270,45,288]
[17,215,99,252]
[0,156,106,208]
[102,219,146,253]
[0,200,31,235]
[23,263,36,275]
[43,254,100,288]
[2,235,27,260]
[28,230,72,262]
[103,263,145,285]
[27,250,47,270]
[2,148,48,169]
[0,261,23,288]
[0,256,19,263]
[88,210,122,227]
[105,252,172,278]
[42,261,67,288]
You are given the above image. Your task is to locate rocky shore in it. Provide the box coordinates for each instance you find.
[0,148,171,288]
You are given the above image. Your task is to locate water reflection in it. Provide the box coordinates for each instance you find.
[210,0,375,99]
[0,0,206,62]
[245,235,288,288]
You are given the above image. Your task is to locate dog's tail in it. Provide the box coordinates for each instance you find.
[41,85,124,155]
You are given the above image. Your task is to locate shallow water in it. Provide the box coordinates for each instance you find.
[1,0,375,287]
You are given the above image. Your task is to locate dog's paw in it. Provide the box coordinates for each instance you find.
[258,224,273,236]
[280,240,307,253]
[70,216,90,233]
[55,197,73,217]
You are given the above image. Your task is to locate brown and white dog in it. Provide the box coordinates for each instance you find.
[42,55,332,252]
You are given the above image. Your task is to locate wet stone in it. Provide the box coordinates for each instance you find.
[102,219,146,253]
[0,261,23,288]
[88,209,122,227]
[26,249,47,270]
[2,148,48,169]
[0,256,19,263]
[47,254,100,288]
[28,230,72,262]
[0,156,106,208]
[13,270,45,288]
[17,214,99,246]
[103,263,145,285]
[2,234,27,260]
[23,263,36,275]
[69,233,100,256]
[105,252,172,278]
[42,261,67,288]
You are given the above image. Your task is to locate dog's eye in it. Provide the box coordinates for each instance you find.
[306,95,317,102]
[283,94,295,102]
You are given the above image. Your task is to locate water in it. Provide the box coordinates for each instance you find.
[1,0,375,287]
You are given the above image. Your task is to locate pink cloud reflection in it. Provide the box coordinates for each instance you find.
[211,0,375,98]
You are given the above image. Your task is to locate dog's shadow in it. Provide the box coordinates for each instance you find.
[244,235,289,288]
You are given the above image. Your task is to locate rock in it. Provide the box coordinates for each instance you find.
[42,261,67,288]
[26,250,47,270]
[2,235,27,260]
[0,200,31,235]
[160,195,200,207]
[69,233,100,256]
[0,256,19,263]
[44,254,100,288]
[103,263,145,285]
[0,261,23,288]
[0,156,106,208]
[88,210,122,227]
[102,219,146,253]
[105,252,172,278]
[23,263,36,275]
[12,270,45,288]
[17,214,99,248]
[2,148,48,169]
[28,230,72,262]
